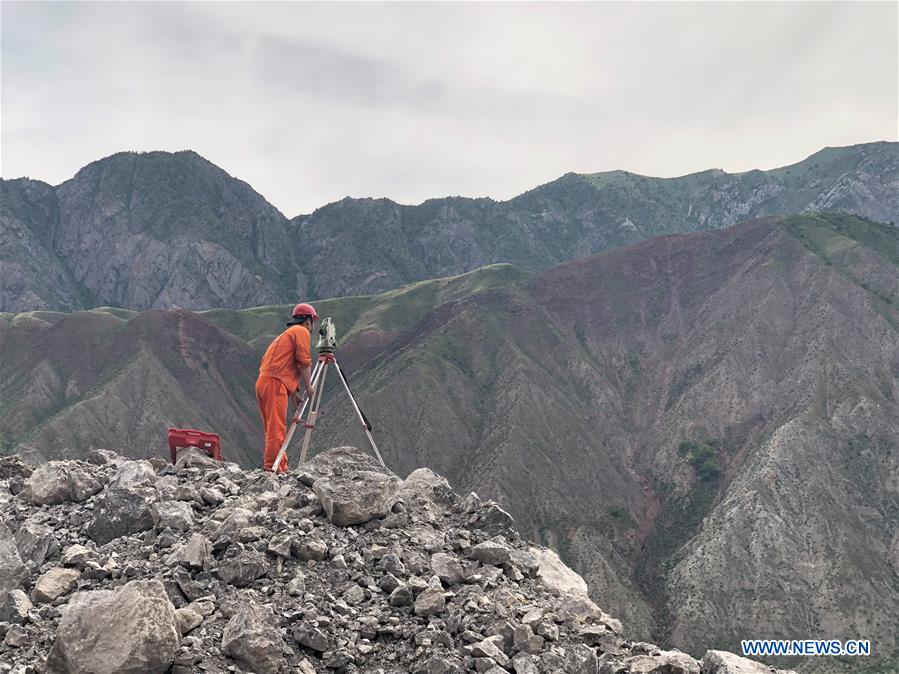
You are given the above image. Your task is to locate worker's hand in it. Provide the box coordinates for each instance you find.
[305,383,316,399]
[292,391,303,407]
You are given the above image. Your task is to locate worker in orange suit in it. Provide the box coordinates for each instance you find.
[256,303,319,471]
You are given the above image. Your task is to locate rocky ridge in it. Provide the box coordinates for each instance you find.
[0,447,791,674]
[2,142,896,312]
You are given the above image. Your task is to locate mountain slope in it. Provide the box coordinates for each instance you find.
[2,212,897,663]
[2,142,896,311]
[0,179,82,312]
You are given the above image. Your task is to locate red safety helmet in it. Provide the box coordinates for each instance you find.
[292,303,319,321]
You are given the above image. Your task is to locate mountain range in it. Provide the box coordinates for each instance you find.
[4,211,897,668]
[2,141,897,312]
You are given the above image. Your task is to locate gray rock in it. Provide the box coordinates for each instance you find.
[293,620,330,651]
[512,653,540,674]
[303,445,389,481]
[565,643,598,674]
[471,636,510,667]
[46,580,180,674]
[151,501,194,531]
[558,592,604,624]
[22,461,101,505]
[344,583,366,605]
[32,567,80,603]
[322,649,354,668]
[287,572,306,597]
[61,544,100,569]
[216,550,268,587]
[4,623,28,648]
[0,455,32,479]
[313,470,400,526]
[165,533,212,570]
[414,655,466,674]
[212,507,253,546]
[379,572,401,593]
[476,502,515,534]
[513,624,544,654]
[622,650,701,673]
[267,533,293,558]
[461,491,482,513]
[221,604,285,674]
[414,579,446,617]
[294,536,328,561]
[174,607,203,635]
[389,585,414,607]
[109,460,157,489]
[431,552,465,586]
[509,548,539,578]
[0,522,28,593]
[0,589,32,624]
[470,537,513,566]
[86,487,154,544]
[381,552,406,576]
[174,447,222,470]
[700,650,797,674]
[15,520,57,566]
[400,467,458,508]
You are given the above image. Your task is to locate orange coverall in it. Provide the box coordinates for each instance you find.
[256,324,312,471]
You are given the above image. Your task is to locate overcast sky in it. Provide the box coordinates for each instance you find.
[2,2,896,216]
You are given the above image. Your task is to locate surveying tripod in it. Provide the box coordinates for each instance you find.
[271,345,385,472]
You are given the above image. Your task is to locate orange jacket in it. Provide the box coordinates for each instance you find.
[258,324,312,392]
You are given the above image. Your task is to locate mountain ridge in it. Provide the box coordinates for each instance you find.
[2,141,896,312]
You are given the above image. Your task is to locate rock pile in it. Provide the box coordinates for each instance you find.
[0,448,793,674]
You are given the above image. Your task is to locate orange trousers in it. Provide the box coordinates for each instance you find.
[256,375,289,472]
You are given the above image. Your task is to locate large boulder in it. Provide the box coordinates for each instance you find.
[701,650,798,674]
[86,487,154,544]
[0,521,28,593]
[431,552,465,586]
[32,567,80,603]
[0,589,33,624]
[301,445,389,483]
[399,468,457,509]
[470,537,514,566]
[109,460,157,489]
[529,545,621,630]
[46,580,180,674]
[165,533,213,570]
[174,447,223,470]
[313,470,400,526]
[22,461,102,505]
[151,501,194,531]
[221,603,286,674]
[529,545,590,597]
[216,550,269,587]
[623,651,701,673]
[413,577,446,617]
[15,520,57,566]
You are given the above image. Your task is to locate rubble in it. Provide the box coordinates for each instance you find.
[0,445,792,673]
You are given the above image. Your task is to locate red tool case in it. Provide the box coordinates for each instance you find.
[167,427,222,464]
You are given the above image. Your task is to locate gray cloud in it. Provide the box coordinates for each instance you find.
[1,1,896,217]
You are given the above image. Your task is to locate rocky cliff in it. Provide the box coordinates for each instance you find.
[2,142,896,311]
[0,446,795,674]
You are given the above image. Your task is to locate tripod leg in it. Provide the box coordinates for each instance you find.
[332,360,386,467]
[272,359,324,472]
[299,361,329,465]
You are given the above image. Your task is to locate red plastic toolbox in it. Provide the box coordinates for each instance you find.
[167,427,222,465]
